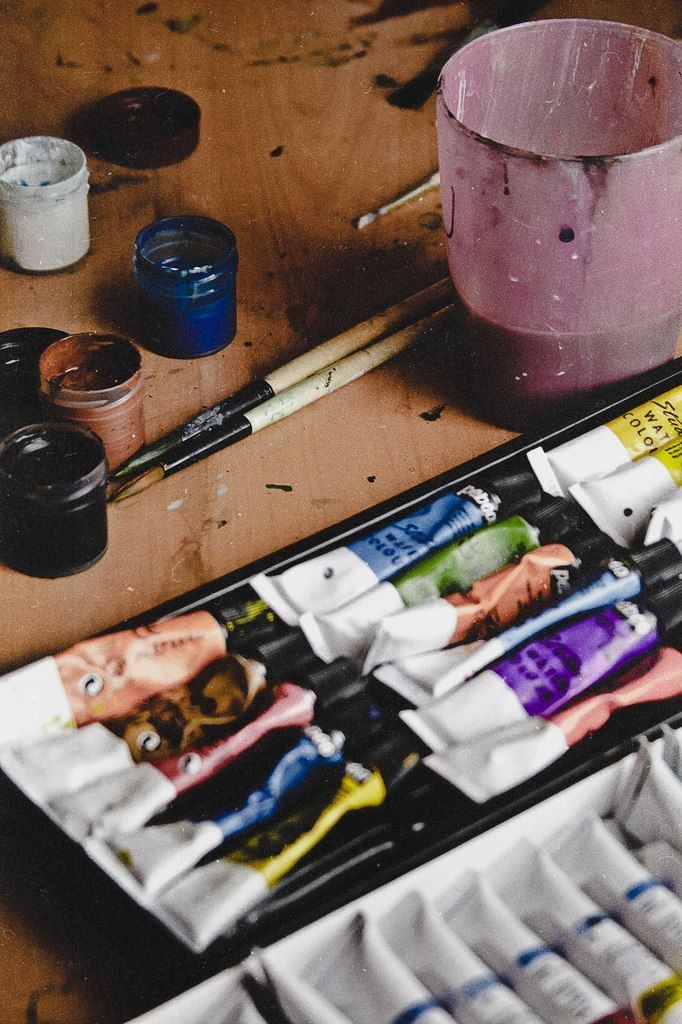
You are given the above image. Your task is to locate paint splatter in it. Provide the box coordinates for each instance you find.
[103,64,114,72]
[55,53,80,68]
[166,13,201,33]
[167,498,185,510]
[217,519,228,528]
[217,483,228,496]
[137,1,158,11]
[420,404,445,421]
[266,483,293,492]
[559,226,575,243]
[418,211,442,230]
[367,475,376,482]
[244,340,253,347]
[90,173,150,194]
[374,73,398,87]
[127,51,142,65]
[270,145,284,158]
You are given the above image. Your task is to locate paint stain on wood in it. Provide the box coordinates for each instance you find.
[55,53,81,68]
[420,404,445,421]
[374,73,398,87]
[367,475,376,482]
[266,483,293,492]
[270,145,284,157]
[166,13,202,33]
[418,211,442,230]
[137,1,158,12]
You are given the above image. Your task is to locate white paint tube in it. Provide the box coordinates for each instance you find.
[260,954,358,1024]
[250,486,510,625]
[614,741,682,850]
[378,890,544,1024]
[526,384,682,496]
[8,723,132,800]
[303,912,456,1024]
[552,814,682,972]
[646,491,682,545]
[374,645,483,706]
[439,873,617,1024]
[489,840,677,1014]
[639,841,682,898]
[423,718,568,801]
[569,438,682,548]
[50,763,176,841]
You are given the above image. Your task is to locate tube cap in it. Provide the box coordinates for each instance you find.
[249,629,312,682]
[321,695,385,750]
[568,525,618,567]
[78,88,200,168]
[646,576,682,637]
[296,657,361,703]
[528,497,590,543]
[480,465,543,514]
[215,596,282,652]
[630,539,682,591]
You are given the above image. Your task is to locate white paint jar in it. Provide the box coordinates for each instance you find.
[0,136,89,272]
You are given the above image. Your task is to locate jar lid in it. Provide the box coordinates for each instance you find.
[78,88,200,168]
[0,422,107,506]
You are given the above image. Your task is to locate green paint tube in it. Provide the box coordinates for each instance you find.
[300,513,547,664]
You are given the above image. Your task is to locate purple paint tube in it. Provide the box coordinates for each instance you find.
[402,600,663,753]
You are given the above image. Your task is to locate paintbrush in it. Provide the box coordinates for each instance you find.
[108,304,457,504]
[112,278,453,481]
[353,171,441,229]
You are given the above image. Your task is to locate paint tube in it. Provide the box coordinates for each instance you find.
[299,511,553,663]
[379,890,544,1024]
[425,647,682,801]
[570,437,682,548]
[49,683,316,838]
[105,726,345,895]
[527,384,682,496]
[7,723,133,800]
[0,610,228,746]
[402,601,660,752]
[250,469,543,625]
[646,492,682,546]
[490,840,677,1017]
[300,912,455,1024]
[107,654,266,762]
[374,646,484,706]
[159,763,388,950]
[639,842,682,898]
[552,814,682,972]
[440,873,619,1024]
[377,561,645,702]
[614,740,682,851]
[363,543,577,672]
[261,954,356,1024]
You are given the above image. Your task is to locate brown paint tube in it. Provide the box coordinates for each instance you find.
[364,544,576,671]
[107,653,267,762]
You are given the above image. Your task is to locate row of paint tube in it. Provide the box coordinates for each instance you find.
[248,735,682,1024]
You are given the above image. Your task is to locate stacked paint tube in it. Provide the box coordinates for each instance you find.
[0,385,681,950]
[247,383,682,800]
[256,734,682,1024]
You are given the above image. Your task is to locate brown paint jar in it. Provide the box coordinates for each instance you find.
[39,333,145,470]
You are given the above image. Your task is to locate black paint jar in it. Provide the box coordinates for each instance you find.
[0,327,67,434]
[0,422,108,577]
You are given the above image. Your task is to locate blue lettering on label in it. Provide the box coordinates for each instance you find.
[349,492,484,579]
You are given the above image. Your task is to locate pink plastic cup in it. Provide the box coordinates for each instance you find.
[437,19,682,426]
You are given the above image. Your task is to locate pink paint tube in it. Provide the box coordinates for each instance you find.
[49,683,316,837]
[0,610,228,746]
[424,647,682,802]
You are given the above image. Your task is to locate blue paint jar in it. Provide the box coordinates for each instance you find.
[134,215,238,359]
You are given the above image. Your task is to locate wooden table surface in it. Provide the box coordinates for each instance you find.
[0,0,679,1021]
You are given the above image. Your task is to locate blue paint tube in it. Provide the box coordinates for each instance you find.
[379,562,644,704]
[251,471,542,625]
[104,725,344,895]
